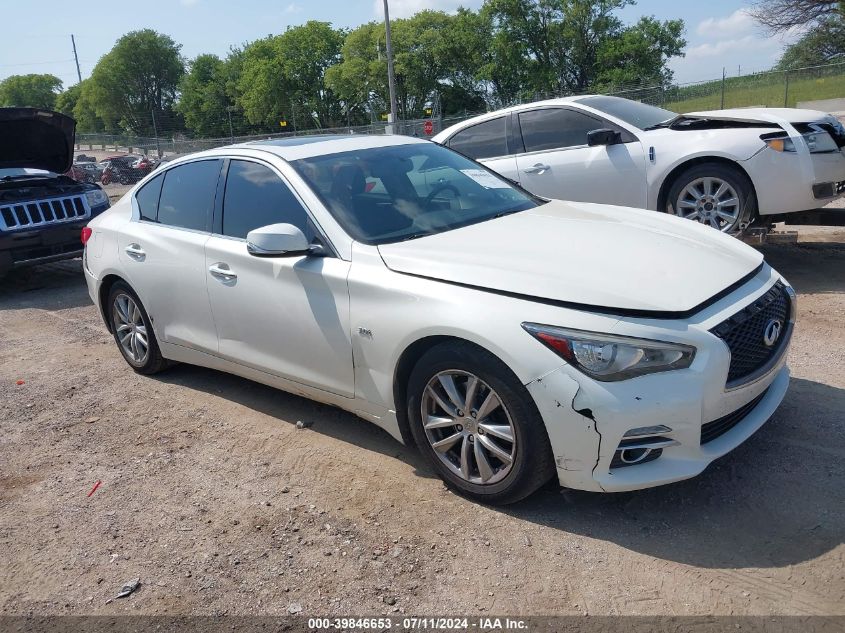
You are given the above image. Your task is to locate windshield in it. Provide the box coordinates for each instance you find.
[575,95,677,130]
[291,143,542,245]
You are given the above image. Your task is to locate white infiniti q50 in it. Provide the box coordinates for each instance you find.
[83,135,795,504]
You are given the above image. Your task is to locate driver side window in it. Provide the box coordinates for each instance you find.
[221,160,313,240]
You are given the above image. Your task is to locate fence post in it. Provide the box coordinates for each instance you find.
[784,71,790,107]
[720,67,726,109]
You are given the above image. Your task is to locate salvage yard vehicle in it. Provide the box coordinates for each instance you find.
[433,95,845,234]
[0,108,110,276]
[84,135,794,504]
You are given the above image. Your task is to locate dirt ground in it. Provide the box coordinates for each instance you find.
[0,229,843,618]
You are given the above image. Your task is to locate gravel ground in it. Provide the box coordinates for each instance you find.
[0,230,843,617]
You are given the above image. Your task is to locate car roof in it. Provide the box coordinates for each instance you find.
[227,133,430,161]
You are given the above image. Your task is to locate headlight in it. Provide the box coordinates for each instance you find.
[85,189,109,208]
[762,126,839,154]
[522,323,696,381]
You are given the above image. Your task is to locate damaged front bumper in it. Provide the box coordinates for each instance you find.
[526,345,790,493]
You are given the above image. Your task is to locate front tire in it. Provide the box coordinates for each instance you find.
[407,342,555,505]
[666,162,756,234]
[107,281,168,375]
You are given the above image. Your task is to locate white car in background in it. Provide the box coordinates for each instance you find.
[433,95,845,233]
[84,135,794,504]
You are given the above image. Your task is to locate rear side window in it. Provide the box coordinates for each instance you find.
[448,117,507,160]
[518,108,602,152]
[157,160,221,231]
[221,160,313,239]
[136,173,163,222]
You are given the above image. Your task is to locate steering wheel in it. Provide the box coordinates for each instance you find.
[424,183,461,208]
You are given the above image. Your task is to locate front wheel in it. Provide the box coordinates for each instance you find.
[407,342,555,505]
[666,163,756,234]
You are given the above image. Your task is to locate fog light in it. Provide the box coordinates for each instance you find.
[623,425,672,439]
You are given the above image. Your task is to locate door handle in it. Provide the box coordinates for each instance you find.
[523,163,550,175]
[124,243,146,260]
[209,263,237,281]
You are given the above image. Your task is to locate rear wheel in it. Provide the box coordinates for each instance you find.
[407,342,555,505]
[107,281,168,375]
[666,162,756,234]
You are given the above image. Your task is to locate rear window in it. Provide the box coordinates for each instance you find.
[157,160,221,231]
[448,117,507,160]
[136,173,163,222]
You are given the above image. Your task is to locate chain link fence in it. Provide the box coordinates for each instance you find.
[76,61,845,159]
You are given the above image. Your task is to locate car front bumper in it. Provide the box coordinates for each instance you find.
[743,146,845,215]
[526,274,792,493]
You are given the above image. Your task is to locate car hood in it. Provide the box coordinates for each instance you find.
[377,201,764,316]
[683,107,829,125]
[0,108,76,173]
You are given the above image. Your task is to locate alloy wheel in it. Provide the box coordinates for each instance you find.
[420,370,517,485]
[112,293,149,365]
[673,177,741,232]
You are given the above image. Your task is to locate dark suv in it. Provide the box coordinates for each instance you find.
[0,108,110,276]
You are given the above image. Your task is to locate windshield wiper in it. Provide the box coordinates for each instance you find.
[402,231,434,241]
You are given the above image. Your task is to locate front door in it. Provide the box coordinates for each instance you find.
[514,107,648,207]
[204,158,354,397]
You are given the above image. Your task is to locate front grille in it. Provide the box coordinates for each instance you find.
[711,281,792,388]
[0,195,90,232]
[700,388,769,445]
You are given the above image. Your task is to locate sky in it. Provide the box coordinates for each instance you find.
[0,0,805,89]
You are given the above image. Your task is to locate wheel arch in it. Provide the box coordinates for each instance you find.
[98,273,130,333]
[392,335,521,448]
[656,156,758,216]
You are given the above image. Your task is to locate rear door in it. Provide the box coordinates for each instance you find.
[445,116,519,182]
[118,159,222,352]
[514,107,647,206]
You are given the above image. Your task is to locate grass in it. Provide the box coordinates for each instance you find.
[662,70,845,113]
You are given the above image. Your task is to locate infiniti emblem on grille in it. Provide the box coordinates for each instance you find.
[763,319,783,347]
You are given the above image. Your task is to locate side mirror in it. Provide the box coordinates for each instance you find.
[246,223,310,257]
[587,128,622,147]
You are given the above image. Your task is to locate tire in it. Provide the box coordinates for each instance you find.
[107,281,169,375]
[665,162,756,234]
[407,341,555,505]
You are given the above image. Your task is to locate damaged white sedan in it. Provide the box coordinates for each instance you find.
[434,95,845,233]
[84,135,794,504]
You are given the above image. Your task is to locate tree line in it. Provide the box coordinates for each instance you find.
[1,0,690,138]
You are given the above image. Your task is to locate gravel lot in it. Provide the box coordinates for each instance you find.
[0,230,843,617]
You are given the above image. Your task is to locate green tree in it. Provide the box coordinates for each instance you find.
[481,0,685,100]
[85,29,185,135]
[54,83,82,116]
[0,73,63,108]
[238,21,345,129]
[777,14,845,67]
[177,53,250,137]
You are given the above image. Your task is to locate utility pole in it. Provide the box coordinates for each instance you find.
[226,105,235,143]
[151,109,162,158]
[382,0,398,135]
[71,35,82,84]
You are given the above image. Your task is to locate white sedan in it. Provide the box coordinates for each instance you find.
[83,135,794,504]
[433,96,845,233]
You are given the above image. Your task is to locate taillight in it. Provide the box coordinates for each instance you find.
[81,227,93,245]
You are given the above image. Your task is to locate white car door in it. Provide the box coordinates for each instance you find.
[514,107,648,207]
[445,115,520,183]
[203,158,354,397]
[118,159,222,353]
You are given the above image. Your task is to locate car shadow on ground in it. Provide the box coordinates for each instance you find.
[160,361,844,571]
[0,259,92,311]
[759,242,845,294]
